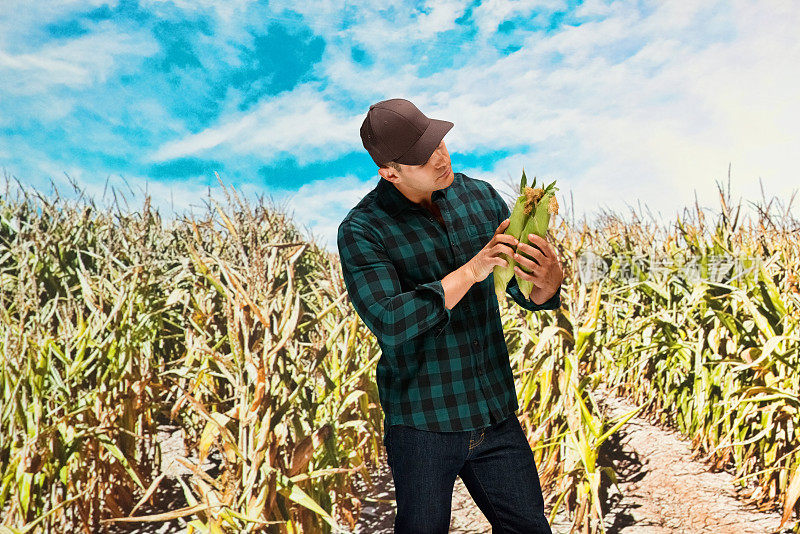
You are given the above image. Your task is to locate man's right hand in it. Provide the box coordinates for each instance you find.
[466,218,518,283]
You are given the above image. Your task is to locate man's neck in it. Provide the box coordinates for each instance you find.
[392,180,432,207]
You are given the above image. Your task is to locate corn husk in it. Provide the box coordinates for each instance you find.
[493,170,559,303]
[493,194,528,301]
[516,178,558,300]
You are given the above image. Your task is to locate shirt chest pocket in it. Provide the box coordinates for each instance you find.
[466,220,498,256]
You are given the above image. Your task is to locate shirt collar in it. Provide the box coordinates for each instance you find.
[376,172,458,217]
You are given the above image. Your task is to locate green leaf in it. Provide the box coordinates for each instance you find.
[595,403,645,449]
[275,471,341,531]
[98,436,145,490]
[575,393,600,438]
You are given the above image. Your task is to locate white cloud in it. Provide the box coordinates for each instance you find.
[285,0,471,48]
[0,1,114,48]
[0,22,158,94]
[277,173,378,251]
[149,82,364,164]
[471,0,566,35]
[573,0,614,19]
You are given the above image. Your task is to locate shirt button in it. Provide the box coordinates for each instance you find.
[464,305,470,311]
[472,339,479,348]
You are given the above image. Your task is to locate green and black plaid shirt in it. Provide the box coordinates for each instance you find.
[337,172,560,440]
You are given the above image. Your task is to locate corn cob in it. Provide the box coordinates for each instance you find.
[515,178,559,300]
[493,169,534,303]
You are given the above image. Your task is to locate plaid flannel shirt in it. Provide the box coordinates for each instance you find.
[336,172,561,440]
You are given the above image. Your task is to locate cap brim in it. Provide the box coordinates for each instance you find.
[394,118,453,165]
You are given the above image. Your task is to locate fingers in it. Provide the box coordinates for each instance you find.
[514,239,546,277]
[485,247,509,268]
[492,240,517,259]
[494,232,518,248]
[514,263,537,280]
[495,218,510,234]
[515,246,546,267]
[528,233,553,252]
[517,234,553,258]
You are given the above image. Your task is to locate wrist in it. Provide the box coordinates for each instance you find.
[443,260,479,310]
[529,284,558,305]
[462,259,478,285]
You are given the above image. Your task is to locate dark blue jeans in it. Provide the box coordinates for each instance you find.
[383,413,552,533]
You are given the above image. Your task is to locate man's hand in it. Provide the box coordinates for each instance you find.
[513,233,564,304]
[466,218,518,284]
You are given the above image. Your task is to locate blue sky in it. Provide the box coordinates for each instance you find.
[1,0,798,254]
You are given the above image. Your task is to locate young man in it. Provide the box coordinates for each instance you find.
[337,98,563,533]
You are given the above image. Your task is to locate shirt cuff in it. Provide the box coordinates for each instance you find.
[415,279,452,337]
[506,278,561,311]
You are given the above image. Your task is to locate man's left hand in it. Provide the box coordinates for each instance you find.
[513,234,564,305]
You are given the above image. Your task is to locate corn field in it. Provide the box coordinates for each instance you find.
[0,172,798,533]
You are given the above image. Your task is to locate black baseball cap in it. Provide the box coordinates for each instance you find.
[360,98,453,166]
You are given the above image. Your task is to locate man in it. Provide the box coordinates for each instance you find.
[337,98,563,533]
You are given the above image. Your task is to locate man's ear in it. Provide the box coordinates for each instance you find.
[378,167,398,182]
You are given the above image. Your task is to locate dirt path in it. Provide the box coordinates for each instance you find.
[350,388,797,533]
[593,388,794,534]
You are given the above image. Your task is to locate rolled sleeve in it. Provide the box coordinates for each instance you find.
[337,219,451,348]
[507,277,561,311]
[415,279,451,338]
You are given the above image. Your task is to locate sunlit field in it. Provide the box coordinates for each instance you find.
[1,173,798,533]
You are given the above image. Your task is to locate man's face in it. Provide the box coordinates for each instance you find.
[379,139,453,195]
